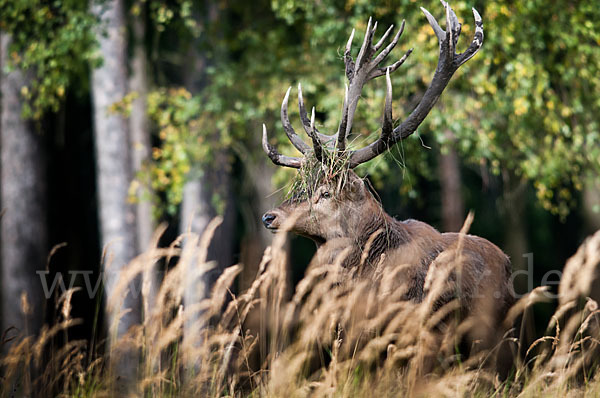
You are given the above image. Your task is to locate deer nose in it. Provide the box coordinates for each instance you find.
[262,212,276,228]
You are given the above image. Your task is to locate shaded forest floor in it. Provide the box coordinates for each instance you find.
[2,221,600,397]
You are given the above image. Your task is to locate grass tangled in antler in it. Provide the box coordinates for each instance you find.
[287,149,353,202]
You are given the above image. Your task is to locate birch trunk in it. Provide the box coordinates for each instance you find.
[128,5,159,315]
[90,0,140,387]
[0,33,47,342]
[179,1,236,371]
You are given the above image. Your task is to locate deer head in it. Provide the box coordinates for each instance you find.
[262,169,379,244]
[261,1,483,244]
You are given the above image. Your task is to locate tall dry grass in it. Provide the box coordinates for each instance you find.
[2,221,600,397]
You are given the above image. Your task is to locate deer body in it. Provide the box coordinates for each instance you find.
[263,170,514,326]
[259,1,514,357]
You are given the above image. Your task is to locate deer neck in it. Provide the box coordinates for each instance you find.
[311,209,410,270]
[346,206,410,268]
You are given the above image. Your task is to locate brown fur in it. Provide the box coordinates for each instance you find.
[263,170,515,349]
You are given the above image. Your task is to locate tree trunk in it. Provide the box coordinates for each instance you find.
[180,148,236,368]
[129,7,153,256]
[238,157,284,370]
[90,0,140,387]
[179,170,216,350]
[179,1,236,371]
[503,179,529,295]
[128,5,158,315]
[438,133,465,232]
[0,33,47,342]
[583,179,600,305]
[501,176,536,357]
[583,180,600,235]
[239,157,277,290]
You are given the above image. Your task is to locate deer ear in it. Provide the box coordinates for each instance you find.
[348,178,365,198]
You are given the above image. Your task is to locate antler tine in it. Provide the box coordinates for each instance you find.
[371,20,405,70]
[373,24,394,51]
[297,83,311,135]
[457,8,483,66]
[336,84,350,152]
[382,68,393,141]
[262,124,302,168]
[281,87,311,154]
[308,107,323,161]
[443,0,461,58]
[421,7,444,41]
[368,47,413,80]
[297,83,336,148]
[348,2,484,168]
[345,28,356,54]
[355,17,375,70]
[344,28,356,81]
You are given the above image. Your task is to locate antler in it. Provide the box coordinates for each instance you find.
[261,1,483,169]
[348,1,484,167]
[338,17,413,153]
[262,124,302,168]
[260,86,321,169]
[261,84,332,169]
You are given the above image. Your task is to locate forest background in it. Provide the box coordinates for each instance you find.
[0,0,599,387]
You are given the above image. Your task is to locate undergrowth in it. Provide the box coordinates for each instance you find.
[1,220,600,397]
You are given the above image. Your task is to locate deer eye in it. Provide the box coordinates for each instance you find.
[321,191,331,199]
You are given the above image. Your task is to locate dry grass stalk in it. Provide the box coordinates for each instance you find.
[2,222,600,397]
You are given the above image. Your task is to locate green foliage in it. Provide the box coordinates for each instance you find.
[144,88,195,216]
[0,0,98,119]
[143,0,198,34]
[138,87,231,217]
[447,0,600,218]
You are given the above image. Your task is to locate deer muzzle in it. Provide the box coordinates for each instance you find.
[262,212,278,230]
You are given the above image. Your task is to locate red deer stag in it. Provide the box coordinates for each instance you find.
[261,2,514,353]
